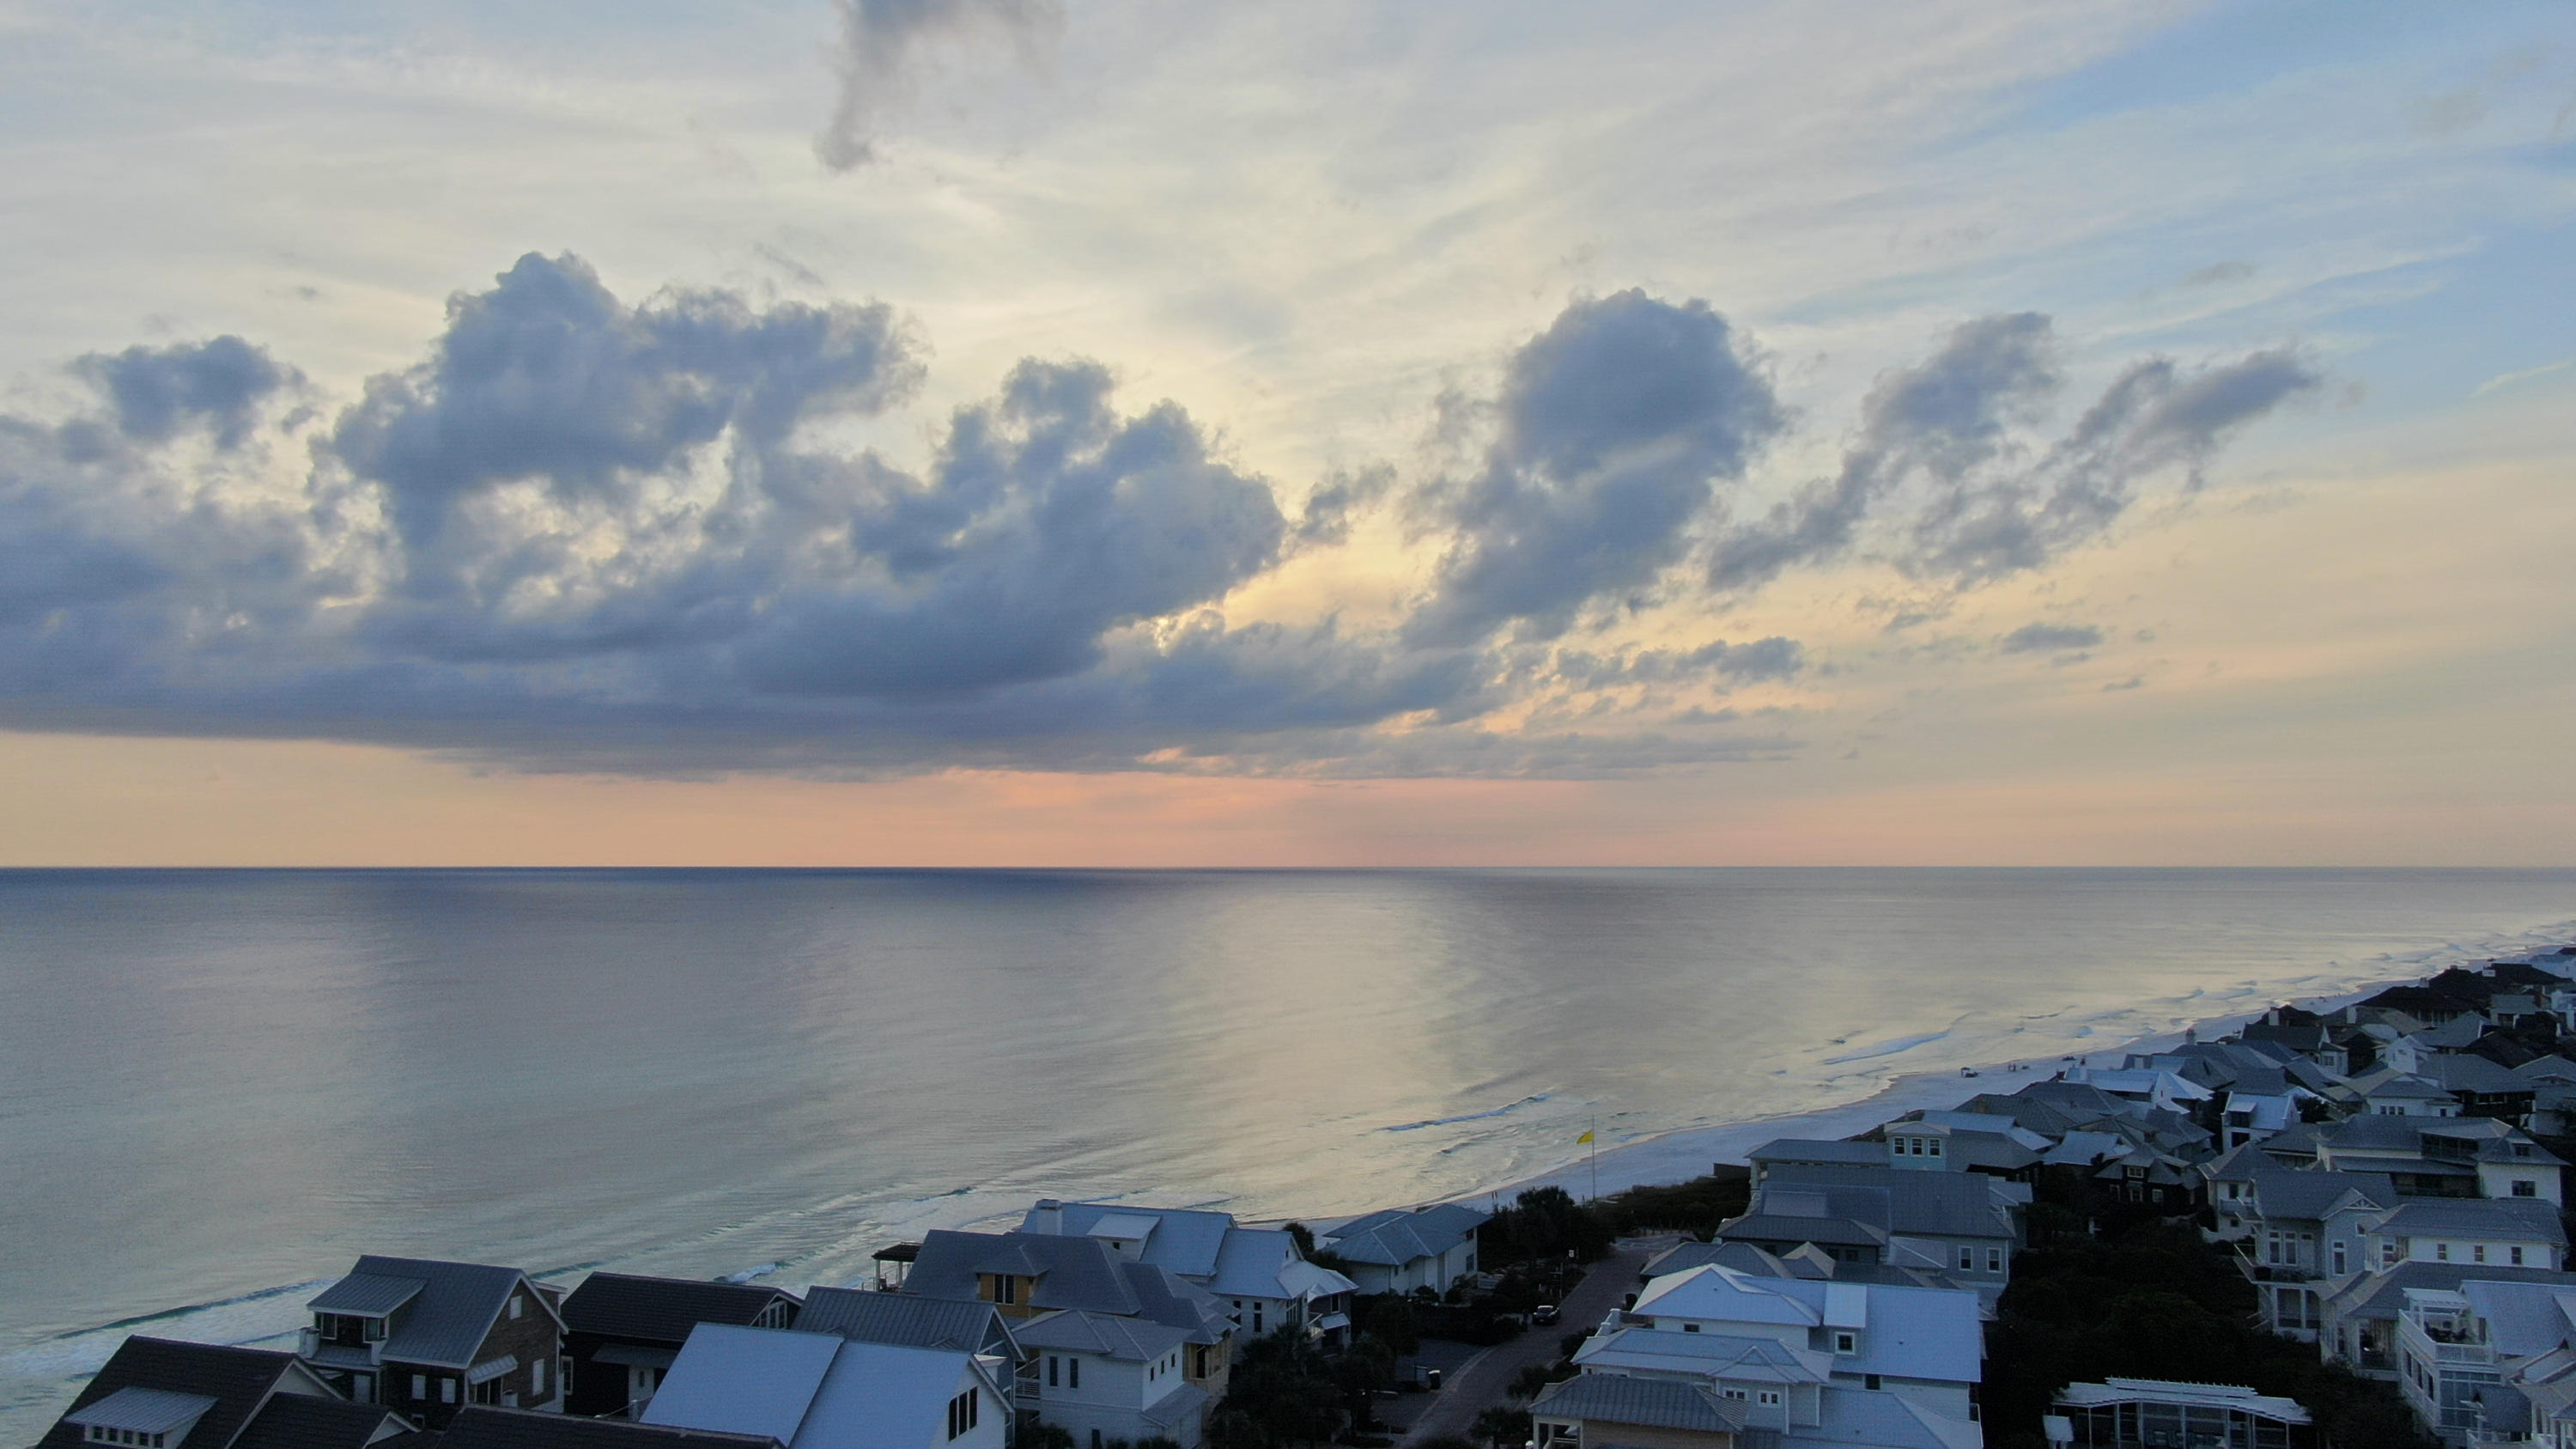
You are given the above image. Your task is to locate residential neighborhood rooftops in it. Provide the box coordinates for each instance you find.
[226,1397,406,1449]
[1315,1203,1487,1268]
[1010,1309,1187,1362]
[903,1231,1231,1344]
[641,1326,989,1449]
[39,1339,315,1449]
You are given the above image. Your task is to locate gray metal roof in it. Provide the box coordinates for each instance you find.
[2245,1168,2395,1224]
[1012,1310,1187,1362]
[903,1231,1230,1343]
[65,1389,220,1435]
[1322,1204,1487,1268]
[1751,1140,1889,1167]
[2326,1261,2576,1320]
[1751,1165,2016,1241]
[317,1256,544,1370]
[1530,1374,1745,1434]
[307,1275,426,1318]
[793,1289,1015,1357]
[2370,1197,2567,1246]
[1024,1202,1233,1280]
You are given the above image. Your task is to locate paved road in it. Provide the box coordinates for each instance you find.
[1394,1246,1644,1448]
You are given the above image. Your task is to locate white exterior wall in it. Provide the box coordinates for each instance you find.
[2367,1232,2560,1271]
[1029,1350,1202,1449]
[2479,1161,2565,1205]
[946,1362,1010,1449]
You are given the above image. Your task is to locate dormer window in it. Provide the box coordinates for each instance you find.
[1833,1331,1857,1355]
[85,1429,170,1447]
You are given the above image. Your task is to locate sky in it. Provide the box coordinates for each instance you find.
[0,0,2571,866]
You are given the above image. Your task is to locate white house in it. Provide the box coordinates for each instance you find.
[641,1325,1008,1449]
[1310,1205,1488,1297]
[1580,1263,1984,1442]
[1013,1311,1210,1449]
[1017,1202,1357,1342]
[2361,1199,2567,1275]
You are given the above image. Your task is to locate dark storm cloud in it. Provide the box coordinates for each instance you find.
[817,0,1062,170]
[1997,622,2105,654]
[1406,290,1783,647]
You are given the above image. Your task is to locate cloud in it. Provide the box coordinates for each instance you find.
[817,0,1063,170]
[1905,346,2319,584]
[1408,289,1783,645]
[70,337,300,450]
[1708,312,2057,592]
[2180,260,2257,287]
[1997,622,2105,654]
[1551,636,1807,691]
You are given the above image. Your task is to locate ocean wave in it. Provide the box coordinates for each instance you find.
[1820,1031,1951,1065]
[1385,1093,1550,1132]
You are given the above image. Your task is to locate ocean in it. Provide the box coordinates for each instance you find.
[4,867,2573,1435]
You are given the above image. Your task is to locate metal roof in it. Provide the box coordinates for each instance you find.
[789,1342,981,1449]
[228,1396,402,1449]
[317,1257,544,1370]
[562,1274,796,1346]
[2054,1379,2311,1423]
[1529,1374,1745,1434]
[1024,1202,1231,1280]
[440,1407,779,1449]
[1012,1309,1187,1362]
[2370,1197,2567,1246]
[794,1290,1014,1356]
[65,1389,221,1435]
[641,1328,841,1446]
[307,1276,426,1319]
[39,1338,303,1449]
[903,1231,1230,1343]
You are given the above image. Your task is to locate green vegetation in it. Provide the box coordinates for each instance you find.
[1985,1199,2435,1449]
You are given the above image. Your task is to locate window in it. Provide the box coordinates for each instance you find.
[531,1358,546,1397]
[471,1379,502,1407]
[945,1389,978,1440]
[1865,1374,1882,1391]
[1758,1391,1781,1407]
[1047,1357,1059,1388]
[1985,1247,2002,1273]
[412,1375,428,1401]
[2513,1246,2527,1266]
[2475,1245,2488,1263]
[1068,1358,1079,1390]
[2515,1180,2539,1197]
[990,1275,1018,1306]
[2331,1241,2348,1275]
[1957,1247,1973,1271]
[508,1295,524,1321]
[1682,1324,1699,1333]
[2438,1242,2451,1262]
[1834,1331,1857,1355]
[1927,1138,1942,1157]
[440,1379,458,1404]
[1251,1305,1262,1333]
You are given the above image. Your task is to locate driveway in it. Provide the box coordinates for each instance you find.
[1393,1245,1644,1448]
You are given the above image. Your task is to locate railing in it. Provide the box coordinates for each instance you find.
[297,1330,381,1363]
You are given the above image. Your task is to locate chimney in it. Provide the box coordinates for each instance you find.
[1030,1200,1064,1235]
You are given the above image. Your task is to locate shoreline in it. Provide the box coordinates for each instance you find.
[1455,952,2545,1211]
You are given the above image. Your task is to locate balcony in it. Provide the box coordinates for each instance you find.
[298,1330,382,1367]
[2399,1314,2497,1367]
[2231,1247,2320,1285]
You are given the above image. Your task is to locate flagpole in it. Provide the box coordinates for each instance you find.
[1590,1116,1598,1203]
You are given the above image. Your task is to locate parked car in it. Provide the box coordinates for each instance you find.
[1531,1304,1558,1325]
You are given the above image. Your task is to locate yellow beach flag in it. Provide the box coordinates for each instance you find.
[1576,1129,1595,1144]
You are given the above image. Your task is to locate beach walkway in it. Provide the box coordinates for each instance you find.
[1393,1244,1646,1448]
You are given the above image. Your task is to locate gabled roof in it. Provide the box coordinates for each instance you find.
[2246,1168,2396,1224]
[643,1328,984,1449]
[1207,1228,1354,1302]
[562,1275,797,1346]
[794,1289,1015,1357]
[2367,1197,2567,1246]
[903,1231,1231,1344]
[2516,1056,2576,1086]
[2326,1261,2576,1319]
[1530,1374,1745,1434]
[1629,1266,1984,1383]
[1750,1164,2017,1241]
[39,1339,309,1449]
[2460,1281,2576,1358]
[1320,1204,1489,1268]
[1021,1202,1233,1281]
[311,1257,553,1370]
[1012,1310,1187,1362]
[2423,1053,2530,1095]
[228,1397,404,1449]
[438,1408,778,1449]
[1573,1325,1828,1384]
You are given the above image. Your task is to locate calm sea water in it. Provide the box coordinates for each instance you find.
[4,868,2574,1433]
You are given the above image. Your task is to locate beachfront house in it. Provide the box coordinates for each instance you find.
[2310,1117,2566,1204]
[899,1229,1236,1404]
[300,1256,567,1427]
[1309,1203,1489,1297]
[38,1338,409,1449]
[1567,1262,1985,1446]
[2318,1262,2576,1383]
[641,1325,1008,1449]
[2389,1279,2576,1442]
[2232,1168,2398,1341]
[1014,1311,1211,1449]
[1715,1165,2022,1301]
[557,1275,799,1419]
[1015,1201,1358,1343]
